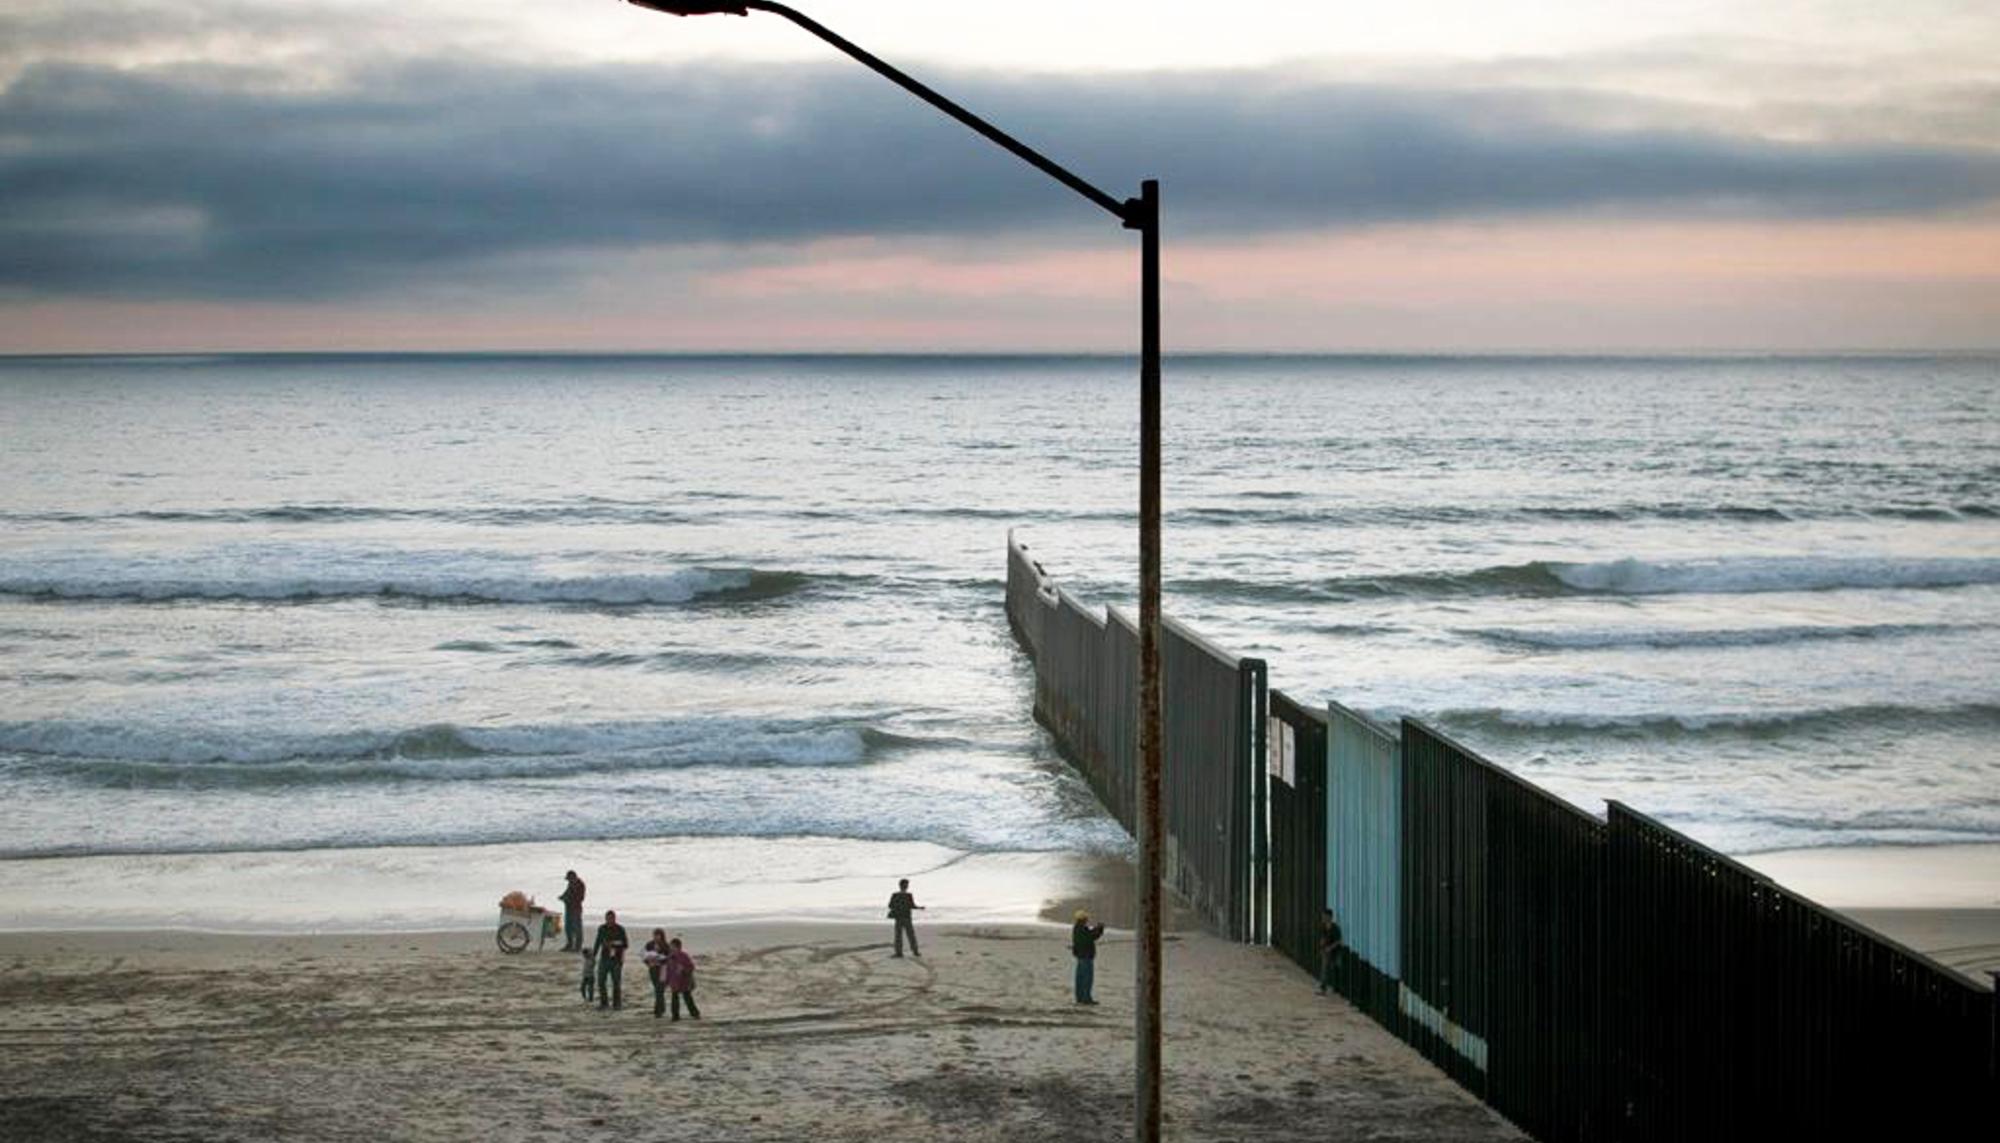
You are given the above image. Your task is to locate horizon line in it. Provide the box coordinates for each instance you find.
[6,347,2000,363]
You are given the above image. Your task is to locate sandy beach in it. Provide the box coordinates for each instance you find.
[2,839,1993,1140]
[0,921,1523,1142]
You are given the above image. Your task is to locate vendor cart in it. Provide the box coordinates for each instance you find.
[495,896,560,954]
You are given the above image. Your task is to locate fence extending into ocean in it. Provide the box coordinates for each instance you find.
[1006,533,1266,939]
[1005,531,1997,1142]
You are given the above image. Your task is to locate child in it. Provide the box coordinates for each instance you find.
[664,937,700,1021]
[579,945,597,1003]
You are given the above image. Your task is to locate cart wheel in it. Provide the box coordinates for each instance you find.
[496,920,531,954]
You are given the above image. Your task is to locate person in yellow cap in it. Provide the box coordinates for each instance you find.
[1071,909,1106,1005]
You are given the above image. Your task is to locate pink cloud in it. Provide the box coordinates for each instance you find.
[705,238,1131,304]
[4,218,1994,353]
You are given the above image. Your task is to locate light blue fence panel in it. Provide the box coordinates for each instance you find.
[1328,700,1400,978]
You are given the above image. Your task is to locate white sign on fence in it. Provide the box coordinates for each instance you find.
[1266,716,1295,786]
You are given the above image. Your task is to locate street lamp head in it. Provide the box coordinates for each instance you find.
[624,1,750,15]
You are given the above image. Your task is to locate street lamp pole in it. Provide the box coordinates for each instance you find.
[622,3,1165,1137]
[1133,174,1164,1143]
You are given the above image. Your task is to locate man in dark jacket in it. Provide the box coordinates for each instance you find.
[592,909,629,1010]
[887,878,923,958]
[559,870,586,952]
[1071,909,1106,1005]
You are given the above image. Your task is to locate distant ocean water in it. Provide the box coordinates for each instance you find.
[1,353,1995,866]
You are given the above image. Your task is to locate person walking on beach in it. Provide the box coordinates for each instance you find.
[559,870,586,952]
[579,944,597,1003]
[1317,907,1345,995]
[592,909,629,1011]
[642,928,672,1018]
[1071,909,1106,1005]
[664,937,701,1021]
[887,878,923,958]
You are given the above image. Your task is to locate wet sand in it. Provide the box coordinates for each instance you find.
[0,838,1138,933]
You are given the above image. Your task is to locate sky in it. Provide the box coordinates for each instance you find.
[1,0,1997,353]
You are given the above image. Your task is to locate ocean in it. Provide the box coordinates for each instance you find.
[2,352,1996,918]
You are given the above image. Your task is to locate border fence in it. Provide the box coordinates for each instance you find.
[1007,534,1266,939]
[1004,531,1996,1142]
[1603,803,1995,1140]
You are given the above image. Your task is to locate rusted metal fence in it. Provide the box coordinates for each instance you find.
[1006,531,1265,938]
[1004,533,1996,1140]
[1162,615,1265,939]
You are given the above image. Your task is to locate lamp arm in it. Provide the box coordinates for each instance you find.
[740,1,1138,228]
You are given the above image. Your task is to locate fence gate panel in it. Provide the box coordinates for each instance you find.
[1267,690,1327,975]
[1327,702,1402,1029]
[1399,718,1492,1095]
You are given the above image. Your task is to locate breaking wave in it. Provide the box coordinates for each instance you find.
[0,566,816,608]
[1293,556,2000,600]
[0,717,938,788]
[1171,502,1994,529]
[1431,701,2000,740]
[1461,622,1973,652]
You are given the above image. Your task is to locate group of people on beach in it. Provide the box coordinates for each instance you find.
[553,870,1121,1009]
[557,870,701,1019]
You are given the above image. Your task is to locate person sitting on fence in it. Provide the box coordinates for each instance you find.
[1072,909,1106,1005]
[1317,907,1345,995]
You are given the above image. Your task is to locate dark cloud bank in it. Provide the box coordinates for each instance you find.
[3,57,1998,300]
